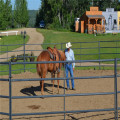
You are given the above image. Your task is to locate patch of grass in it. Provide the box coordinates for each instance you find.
[0,59,37,75]
[0,35,29,54]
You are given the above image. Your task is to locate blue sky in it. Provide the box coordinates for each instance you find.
[11,0,41,10]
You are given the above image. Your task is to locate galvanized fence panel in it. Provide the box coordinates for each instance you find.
[0,40,120,74]
[0,58,120,120]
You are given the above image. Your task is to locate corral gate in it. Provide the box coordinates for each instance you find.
[0,58,120,120]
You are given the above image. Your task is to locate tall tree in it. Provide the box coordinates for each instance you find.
[0,0,4,29]
[14,0,29,27]
[0,0,12,30]
[4,0,12,28]
[92,0,119,11]
[21,0,29,27]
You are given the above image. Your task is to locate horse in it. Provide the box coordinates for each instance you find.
[36,46,66,95]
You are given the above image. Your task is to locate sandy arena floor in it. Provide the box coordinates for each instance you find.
[0,70,120,120]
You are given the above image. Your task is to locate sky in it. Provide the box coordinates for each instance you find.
[11,0,41,10]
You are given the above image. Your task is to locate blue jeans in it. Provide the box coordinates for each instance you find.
[65,63,74,89]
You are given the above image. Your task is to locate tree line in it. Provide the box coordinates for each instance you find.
[1,0,120,31]
[36,0,120,31]
[0,0,29,30]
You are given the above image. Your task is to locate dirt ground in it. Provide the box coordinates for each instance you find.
[0,70,120,120]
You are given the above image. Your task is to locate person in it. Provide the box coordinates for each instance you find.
[65,42,75,90]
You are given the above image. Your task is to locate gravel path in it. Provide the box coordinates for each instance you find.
[0,28,44,62]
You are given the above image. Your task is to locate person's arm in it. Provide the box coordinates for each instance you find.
[72,51,75,69]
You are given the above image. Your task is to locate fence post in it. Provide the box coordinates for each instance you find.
[23,37,25,72]
[114,58,118,120]
[80,42,81,66]
[116,41,118,58]
[64,63,66,120]
[61,43,63,50]
[9,61,12,120]
[7,46,8,61]
[98,41,101,70]
[23,31,26,72]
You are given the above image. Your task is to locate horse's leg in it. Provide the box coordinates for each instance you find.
[41,73,46,95]
[57,72,60,94]
[51,73,55,94]
[40,80,44,95]
[40,80,43,94]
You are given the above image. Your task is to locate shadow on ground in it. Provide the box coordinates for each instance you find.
[20,83,64,96]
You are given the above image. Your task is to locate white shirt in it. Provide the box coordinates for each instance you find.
[65,48,75,68]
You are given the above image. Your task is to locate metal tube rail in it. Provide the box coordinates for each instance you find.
[0,95,9,98]
[9,59,116,65]
[11,75,115,82]
[0,78,9,81]
[1,107,118,117]
[10,91,120,99]
[8,108,117,116]
[0,112,9,116]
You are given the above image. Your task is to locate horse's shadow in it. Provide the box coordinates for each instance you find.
[20,83,64,96]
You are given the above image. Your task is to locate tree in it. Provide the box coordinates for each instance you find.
[14,0,29,27]
[116,1,120,10]
[91,0,119,11]
[4,0,12,28]
[0,0,12,30]
[14,0,22,27]
[0,0,4,29]
[21,0,29,27]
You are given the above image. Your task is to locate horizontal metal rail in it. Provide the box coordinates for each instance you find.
[7,108,118,116]
[2,107,120,116]
[1,91,120,99]
[10,91,120,99]
[0,112,9,116]
[9,59,117,65]
[0,78,9,81]
[11,75,115,82]
[0,95,9,98]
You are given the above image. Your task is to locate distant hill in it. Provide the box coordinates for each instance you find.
[28,10,38,28]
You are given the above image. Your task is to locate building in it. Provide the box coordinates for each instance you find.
[78,7,105,34]
[102,8,117,30]
[118,11,120,30]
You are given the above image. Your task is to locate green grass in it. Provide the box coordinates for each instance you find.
[0,62,36,75]
[0,57,37,75]
[0,35,29,54]
[37,29,120,61]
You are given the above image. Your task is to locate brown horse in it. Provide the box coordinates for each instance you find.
[36,46,66,95]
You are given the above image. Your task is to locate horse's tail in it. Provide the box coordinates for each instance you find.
[36,56,41,77]
[36,63,41,77]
